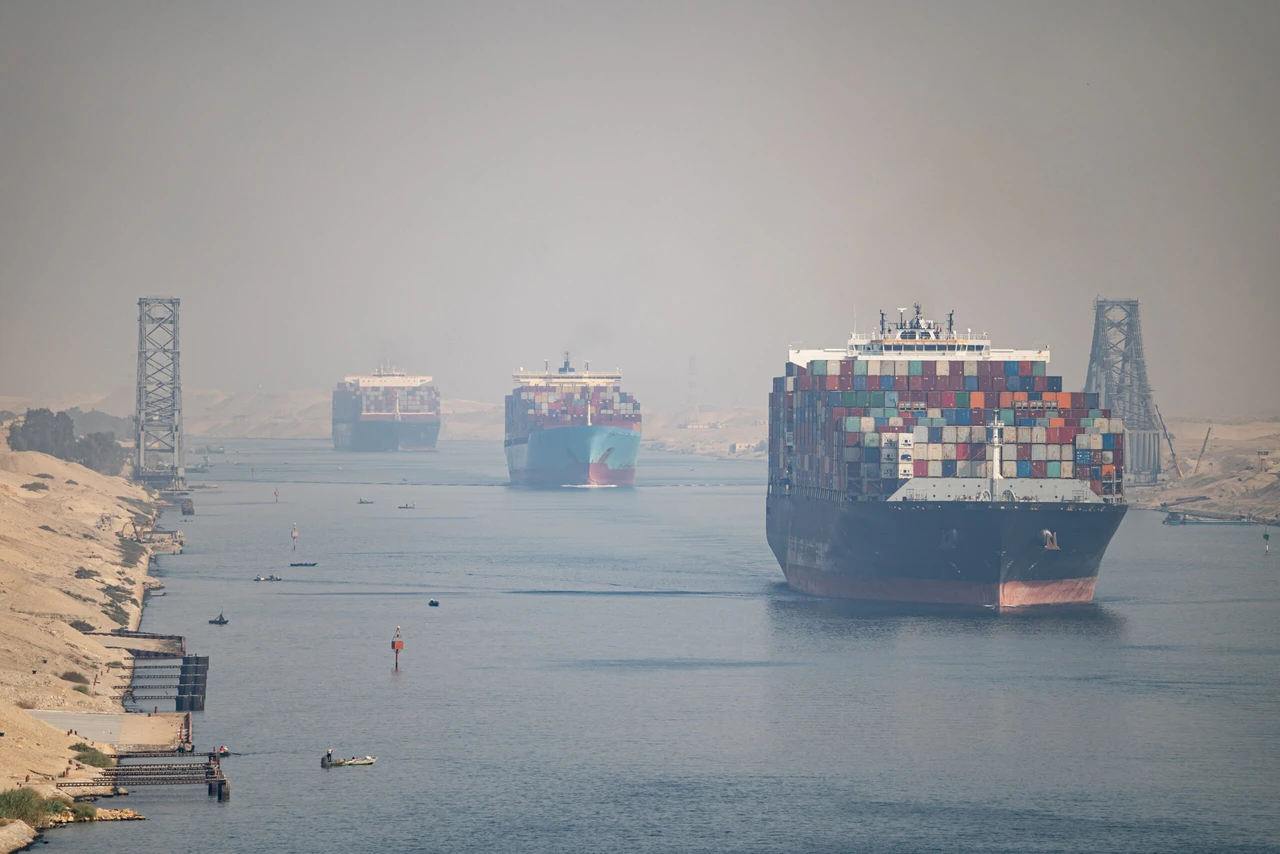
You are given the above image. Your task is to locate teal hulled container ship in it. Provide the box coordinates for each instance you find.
[505,354,642,486]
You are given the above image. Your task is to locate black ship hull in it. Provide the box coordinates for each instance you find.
[332,419,440,452]
[766,490,1127,608]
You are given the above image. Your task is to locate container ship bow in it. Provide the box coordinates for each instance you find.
[767,304,1128,609]
[506,354,642,486]
[332,366,441,451]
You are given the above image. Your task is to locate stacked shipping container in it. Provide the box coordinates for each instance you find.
[768,357,1125,500]
[505,384,641,440]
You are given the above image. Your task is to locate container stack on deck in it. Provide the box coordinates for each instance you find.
[769,357,1125,500]
[506,384,641,437]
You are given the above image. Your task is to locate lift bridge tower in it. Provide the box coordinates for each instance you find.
[1084,298,1162,485]
[134,297,184,489]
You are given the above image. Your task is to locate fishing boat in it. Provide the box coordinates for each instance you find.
[254,575,283,582]
[358,498,375,505]
[209,613,229,625]
[289,562,317,567]
[322,754,377,768]
[398,501,415,510]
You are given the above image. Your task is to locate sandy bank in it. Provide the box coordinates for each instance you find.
[0,450,159,798]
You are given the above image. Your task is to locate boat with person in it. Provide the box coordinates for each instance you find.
[358,498,375,505]
[398,501,416,510]
[322,751,377,768]
[209,613,229,625]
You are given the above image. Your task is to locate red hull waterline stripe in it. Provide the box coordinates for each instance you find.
[783,565,1097,608]
[510,463,635,487]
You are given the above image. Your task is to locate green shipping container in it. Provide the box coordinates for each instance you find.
[871,391,885,408]
[853,360,867,376]
[1033,361,1047,376]
[908,360,923,376]
[1047,461,1061,478]
[955,391,970,408]
[1000,409,1015,426]
[843,391,856,406]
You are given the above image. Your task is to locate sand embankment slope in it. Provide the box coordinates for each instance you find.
[1131,417,1280,520]
[0,451,157,790]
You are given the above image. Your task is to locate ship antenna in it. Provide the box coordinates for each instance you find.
[897,308,907,329]
[948,310,954,335]
[879,310,886,335]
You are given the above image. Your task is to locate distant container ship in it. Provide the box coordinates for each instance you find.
[767,304,1128,608]
[332,366,441,452]
[505,354,642,486]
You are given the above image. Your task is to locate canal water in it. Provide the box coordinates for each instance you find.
[42,440,1280,853]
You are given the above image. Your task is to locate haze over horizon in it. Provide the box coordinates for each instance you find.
[2,2,1278,416]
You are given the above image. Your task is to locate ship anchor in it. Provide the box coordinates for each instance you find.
[1042,530,1060,551]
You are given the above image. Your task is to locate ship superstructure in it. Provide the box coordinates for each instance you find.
[332,365,441,452]
[505,354,642,486]
[767,304,1128,608]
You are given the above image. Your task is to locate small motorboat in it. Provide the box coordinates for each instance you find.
[289,562,317,567]
[398,502,415,510]
[357,498,375,505]
[428,599,439,607]
[322,754,377,768]
[209,613,229,625]
[254,575,284,582]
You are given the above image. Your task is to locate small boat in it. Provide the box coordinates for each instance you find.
[357,498,375,505]
[290,562,317,567]
[322,754,377,768]
[209,613,228,625]
[254,575,284,582]
[428,599,439,607]
[398,502,416,510]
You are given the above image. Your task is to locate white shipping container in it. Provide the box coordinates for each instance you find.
[963,360,978,376]
[936,360,950,376]
[957,460,973,478]
[973,461,989,478]
[928,443,943,461]
[1110,417,1124,433]
[883,433,899,446]
[943,444,957,461]
[1089,434,1103,450]
[927,408,943,419]
[1002,460,1018,478]
[827,360,841,374]
[895,360,910,376]
[1094,417,1109,433]
[1076,434,1090,449]
[1062,461,1074,478]
[881,361,895,376]
[1031,444,1047,461]
[955,426,971,444]
[1003,427,1018,444]
[1102,450,1114,464]
[899,450,913,463]
[1017,426,1033,444]
[913,426,930,443]
[942,426,958,444]
[928,460,943,477]
[865,361,880,376]
[882,448,897,463]
[888,417,904,427]
[896,464,913,479]
[1047,444,1061,461]
[1031,426,1047,444]
[900,434,915,448]
[861,417,876,432]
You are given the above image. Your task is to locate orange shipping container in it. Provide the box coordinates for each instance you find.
[970,391,985,409]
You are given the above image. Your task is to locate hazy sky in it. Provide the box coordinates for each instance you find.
[2,1,1277,415]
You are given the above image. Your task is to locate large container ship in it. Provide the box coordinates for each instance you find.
[767,304,1128,609]
[332,366,441,451]
[505,354,642,486]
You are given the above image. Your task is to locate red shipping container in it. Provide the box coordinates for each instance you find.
[867,375,881,391]
[909,376,923,391]
[1046,427,1059,444]
[1017,444,1032,461]
[825,377,839,390]
[1032,461,1047,478]
[1113,449,1123,465]
[1113,433,1123,449]
[895,377,909,392]
[971,408,985,425]
[1018,360,1032,376]
[1034,376,1048,392]
[1091,450,1103,465]
[992,376,1007,393]
[978,360,994,377]
[914,460,929,477]
[942,392,957,408]
[921,360,936,375]
[950,361,963,376]
[922,376,937,391]
[840,360,856,376]
[957,443,973,460]
[928,392,943,408]
[1090,480,1103,495]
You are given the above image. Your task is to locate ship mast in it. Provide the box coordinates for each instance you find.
[987,419,1004,501]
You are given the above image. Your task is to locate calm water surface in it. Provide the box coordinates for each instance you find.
[44,440,1280,853]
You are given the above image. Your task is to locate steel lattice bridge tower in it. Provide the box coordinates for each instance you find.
[1084,298,1162,484]
[134,297,185,489]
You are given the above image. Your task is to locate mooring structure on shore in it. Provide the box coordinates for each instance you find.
[57,751,230,801]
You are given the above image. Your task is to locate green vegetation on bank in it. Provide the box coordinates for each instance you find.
[69,745,114,768]
[6,408,126,476]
